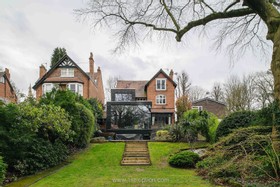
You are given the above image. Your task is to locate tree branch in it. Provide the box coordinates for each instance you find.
[176,8,255,41]
[160,0,180,31]
[224,0,240,12]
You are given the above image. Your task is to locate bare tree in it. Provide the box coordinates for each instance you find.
[211,82,224,102]
[189,86,207,102]
[252,71,274,108]
[105,76,120,101]
[176,70,191,98]
[224,75,256,112]
[75,1,280,105]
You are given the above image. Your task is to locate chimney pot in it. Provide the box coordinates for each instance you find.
[39,65,47,79]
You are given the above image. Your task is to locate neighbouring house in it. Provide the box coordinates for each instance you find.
[0,68,17,103]
[191,97,227,119]
[106,69,176,137]
[33,53,105,104]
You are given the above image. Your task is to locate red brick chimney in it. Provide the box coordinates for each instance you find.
[89,52,94,77]
[169,69,174,80]
[5,68,10,80]
[39,65,47,78]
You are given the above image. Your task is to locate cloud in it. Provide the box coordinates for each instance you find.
[0,0,271,100]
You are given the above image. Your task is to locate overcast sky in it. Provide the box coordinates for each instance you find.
[0,0,271,100]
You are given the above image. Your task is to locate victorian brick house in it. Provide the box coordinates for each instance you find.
[192,97,227,119]
[0,68,17,103]
[106,69,176,131]
[33,53,105,104]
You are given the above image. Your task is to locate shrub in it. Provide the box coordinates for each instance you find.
[169,124,183,142]
[71,103,95,148]
[0,103,71,176]
[87,98,103,120]
[155,130,172,141]
[256,101,280,126]
[197,125,280,186]
[178,110,219,143]
[39,90,96,148]
[216,111,257,139]
[169,151,200,168]
[18,103,73,142]
[13,138,68,175]
[0,156,7,185]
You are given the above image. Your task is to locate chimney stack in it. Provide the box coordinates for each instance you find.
[39,65,47,78]
[89,52,94,77]
[169,69,174,80]
[5,68,10,80]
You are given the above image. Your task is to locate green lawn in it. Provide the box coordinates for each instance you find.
[7,142,216,187]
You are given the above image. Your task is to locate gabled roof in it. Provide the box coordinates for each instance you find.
[145,69,177,89]
[116,80,148,97]
[192,97,226,106]
[33,54,90,89]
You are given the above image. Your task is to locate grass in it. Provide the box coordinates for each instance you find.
[7,142,216,187]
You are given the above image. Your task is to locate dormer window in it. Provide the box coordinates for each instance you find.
[61,68,74,77]
[156,78,166,90]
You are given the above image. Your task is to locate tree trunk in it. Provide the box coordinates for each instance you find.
[245,0,280,151]
[271,26,280,152]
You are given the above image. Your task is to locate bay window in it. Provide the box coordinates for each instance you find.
[67,83,83,96]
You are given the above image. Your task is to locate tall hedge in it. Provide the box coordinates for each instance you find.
[0,103,71,176]
[71,103,95,148]
[216,111,257,139]
[39,90,96,148]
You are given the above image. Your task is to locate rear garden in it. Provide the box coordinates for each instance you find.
[7,142,214,187]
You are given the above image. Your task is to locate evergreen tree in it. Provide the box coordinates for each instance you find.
[50,47,67,68]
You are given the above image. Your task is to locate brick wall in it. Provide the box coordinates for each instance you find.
[146,72,176,123]
[0,77,17,103]
[146,73,175,109]
[0,83,4,99]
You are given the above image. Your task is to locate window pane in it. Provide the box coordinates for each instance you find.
[61,69,67,77]
[69,84,76,92]
[162,80,166,89]
[68,69,74,77]
[156,80,160,89]
[78,84,83,96]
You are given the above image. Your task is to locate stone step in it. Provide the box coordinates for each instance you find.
[125,141,147,144]
[121,141,151,166]
[121,162,151,166]
[121,160,151,164]
[126,144,147,148]
[123,157,149,161]
[123,152,149,157]
[125,148,148,151]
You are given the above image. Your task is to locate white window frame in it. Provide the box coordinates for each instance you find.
[67,83,83,96]
[42,83,54,95]
[156,78,166,90]
[61,68,74,77]
[0,77,4,83]
[192,106,203,111]
[156,95,166,105]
